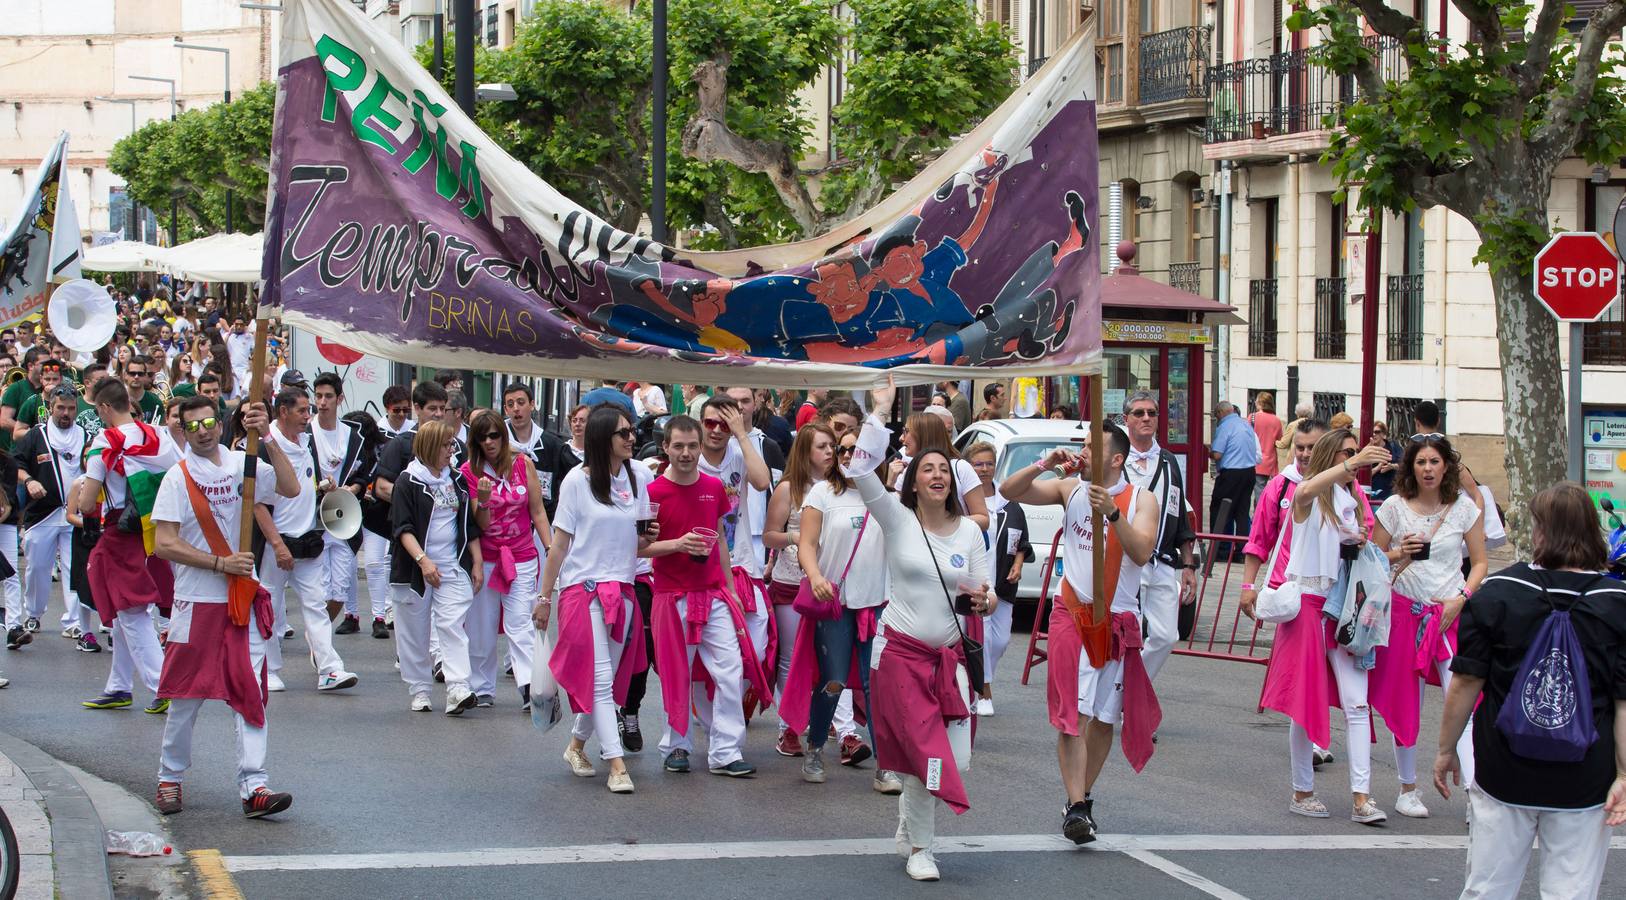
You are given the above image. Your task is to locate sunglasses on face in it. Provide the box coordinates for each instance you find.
[702,419,728,432]
[478,432,504,444]
[183,416,219,433]
[1125,408,1158,418]
[389,406,410,416]
[1337,447,1357,459]
[612,427,636,441]
[836,446,855,457]
[829,421,850,433]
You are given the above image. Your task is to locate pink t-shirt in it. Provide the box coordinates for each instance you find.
[461,458,540,564]
[648,473,731,592]
[1250,412,1282,477]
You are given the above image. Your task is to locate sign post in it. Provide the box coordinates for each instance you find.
[1532,231,1621,482]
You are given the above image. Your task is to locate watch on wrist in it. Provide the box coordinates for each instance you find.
[1184,563,1199,571]
[1107,508,1121,523]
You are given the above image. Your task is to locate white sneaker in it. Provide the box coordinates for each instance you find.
[895,817,912,859]
[1352,799,1389,825]
[975,697,994,717]
[61,625,82,639]
[266,673,286,692]
[317,670,358,691]
[445,685,475,716]
[410,692,431,712]
[607,771,634,794]
[0,674,9,689]
[1395,790,1430,818]
[905,849,940,881]
[563,746,596,777]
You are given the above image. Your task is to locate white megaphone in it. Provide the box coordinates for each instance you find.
[319,488,362,540]
[47,279,117,353]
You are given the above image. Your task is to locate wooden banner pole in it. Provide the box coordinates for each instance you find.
[1090,373,1106,623]
[237,316,270,554]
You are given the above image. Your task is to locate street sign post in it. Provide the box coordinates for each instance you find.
[1533,231,1622,482]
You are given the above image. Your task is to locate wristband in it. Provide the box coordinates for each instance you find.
[1240,583,1256,592]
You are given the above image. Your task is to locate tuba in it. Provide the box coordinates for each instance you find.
[3,367,24,387]
[47,279,117,355]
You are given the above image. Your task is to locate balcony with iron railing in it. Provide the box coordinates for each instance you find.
[1138,26,1211,104]
[1314,276,1347,359]
[1205,36,1406,147]
[1386,273,1425,361]
[1169,261,1202,294]
[1248,278,1279,357]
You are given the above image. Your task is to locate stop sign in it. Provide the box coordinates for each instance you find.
[1533,232,1620,322]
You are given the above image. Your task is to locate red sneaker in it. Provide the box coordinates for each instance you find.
[155,781,182,815]
[775,730,804,757]
[242,786,293,819]
[839,733,872,767]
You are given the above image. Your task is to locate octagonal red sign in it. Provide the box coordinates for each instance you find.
[1533,232,1620,322]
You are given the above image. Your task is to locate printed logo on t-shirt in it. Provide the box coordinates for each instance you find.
[428,482,459,510]
[949,553,966,568]
[849,515,864,530]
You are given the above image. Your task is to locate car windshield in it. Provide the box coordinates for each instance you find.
[998,438,1087,481]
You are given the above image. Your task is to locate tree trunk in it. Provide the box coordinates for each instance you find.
[1486,244,1568,557]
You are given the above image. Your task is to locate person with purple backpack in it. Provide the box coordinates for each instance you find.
[1435,482,1626,899]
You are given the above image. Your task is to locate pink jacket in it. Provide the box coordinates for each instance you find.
[870,627,972,815]
[650,588,772,736]
[549,581,648,715]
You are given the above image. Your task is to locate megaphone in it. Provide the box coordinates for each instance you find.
[319,489,362,540]
[47,279,117,353]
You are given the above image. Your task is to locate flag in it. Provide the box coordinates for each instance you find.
[0,132,82,328]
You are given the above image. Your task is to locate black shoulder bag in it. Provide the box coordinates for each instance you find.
[918,515,988,696]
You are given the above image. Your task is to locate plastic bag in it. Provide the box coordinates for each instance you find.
[1326,542,1392,656]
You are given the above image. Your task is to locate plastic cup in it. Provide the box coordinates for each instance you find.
[955,576,984,616]
[690,526,718,563]
[639,501,661,536]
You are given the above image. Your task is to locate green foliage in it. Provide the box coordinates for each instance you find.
[107,82,275,240]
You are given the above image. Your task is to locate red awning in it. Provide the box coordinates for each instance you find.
[1100,242,1245,326]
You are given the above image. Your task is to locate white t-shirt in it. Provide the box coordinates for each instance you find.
[150,448,279,603]
[1286,484,1362,593]
[697,441,763,578]
[36,423,85,529]
[1377,491,1481,601]
[418,472,462,561]
[802,480,887,608]
[552,462,653,589]
[225,331,253,370]
[1060,479,1151,615]
[84,421,180,515]
[311,422,347,482]
[265,427,319,536]
[633,385,667,417]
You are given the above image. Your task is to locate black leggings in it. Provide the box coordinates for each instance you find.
[619,580,656,716]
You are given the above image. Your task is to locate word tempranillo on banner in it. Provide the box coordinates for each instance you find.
[0,132,82,330]
[264,0,1103,388]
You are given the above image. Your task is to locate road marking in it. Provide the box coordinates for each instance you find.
[189,849,246,899]
[1124,850,1253,900]
[215,832,1626,873]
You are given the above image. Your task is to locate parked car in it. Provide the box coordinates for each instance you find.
[953,418,1091,601]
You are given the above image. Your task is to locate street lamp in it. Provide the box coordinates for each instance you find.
[130,75,178,244]
[95,97,141,240]
[173,39,236,233]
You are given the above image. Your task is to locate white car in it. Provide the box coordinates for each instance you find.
[953,418,1091,601]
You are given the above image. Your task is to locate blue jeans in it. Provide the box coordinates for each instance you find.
[808,607,874,751]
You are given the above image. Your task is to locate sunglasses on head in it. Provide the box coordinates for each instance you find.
[1411,432,1444,442]
[183,416,219,433]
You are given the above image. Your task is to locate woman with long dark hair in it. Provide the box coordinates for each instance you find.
[463,409,551,709]
[887,411,988,530]
[536,404,650,794]
[1369,434,1486,818]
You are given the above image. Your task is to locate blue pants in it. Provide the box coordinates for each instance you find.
[808,607,874,751]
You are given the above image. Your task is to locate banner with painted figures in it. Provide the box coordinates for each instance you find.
[264,0,1101,388]
[0,132,82,329]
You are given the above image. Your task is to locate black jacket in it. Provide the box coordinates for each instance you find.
[12,424,84,528]
[1145,448,1198,569]
[365,429,465,538]
[388,466,480,594]
[310,419,373,550]
[991,499,1034,601]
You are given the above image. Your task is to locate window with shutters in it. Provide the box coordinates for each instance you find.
[1099,0,1125,103]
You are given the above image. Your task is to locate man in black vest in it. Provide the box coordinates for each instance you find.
[13,385,93,647]
[1119,390,1198,681]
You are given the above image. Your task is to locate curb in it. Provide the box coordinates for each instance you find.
[0,731,114,900]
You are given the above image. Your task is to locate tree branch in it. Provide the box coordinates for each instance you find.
[701,193,742,249]
[1517,0,1573,95]
[1532,1,1626,163]
[679,55,826,235]
[1339,0,1424,41]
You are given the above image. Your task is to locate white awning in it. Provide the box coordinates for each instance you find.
[81,240,164,273]
[154,232,264,283]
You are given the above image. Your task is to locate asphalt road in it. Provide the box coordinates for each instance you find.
[1,580,1620,899]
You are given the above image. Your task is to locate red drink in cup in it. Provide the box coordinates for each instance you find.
[690,527,719,563]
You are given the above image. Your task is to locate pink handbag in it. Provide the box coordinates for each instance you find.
[793,513,868,621]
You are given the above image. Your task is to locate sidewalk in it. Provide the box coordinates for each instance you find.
[0,732,114,900]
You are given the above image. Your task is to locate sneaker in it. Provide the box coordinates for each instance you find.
[82,691,132,709]
[1395,790,1430,819]
[371,618,389,639]
[1312,746,1334,767]
[410,692,432,712]
[1063,800,1095,844]
[334,615,360,635]
[564,746,596,777]
[1351,799,1388,826]
[975,697,994,717]
[1083,797,1098,835]
[607,771,635,794]
[618,712,643,753]
[873,770,903,795]
[242,786,293,819]
[504,660,514,677]
[839,734,872,767]
[433,660,444,683]
[317,670,359,691]
[664,749,691,773]
[76,634,102,653]
[61,624,82,639]
[445,686,475,716]
[895,817,912,858]
[709,759,756,777]
[801,747,826,784]
[144,698,170,715]
[905,849,940,882]
[24,616,40,634]
[520,684,531,713]
[0,675,8,689]
[1289,795,1330,818]
[475,694,494,708]
[385,610,394,629]
[6,625,30,649]
[266,673,286,693]
[155,781,183,815]
[775,730,804,758]
[282,627,295,639]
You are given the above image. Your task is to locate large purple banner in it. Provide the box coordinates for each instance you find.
[265,0,1101,388]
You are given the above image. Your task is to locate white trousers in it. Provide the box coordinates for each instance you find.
[1392,659,1476,788]
[320,532,358,613]
[391,556,474,695]
[742,581,771,670]
[0,523,20,623]
[104,606,163,695]
[1288,647,1371,794]
[983,598,1014,684]
[569,594,630,760]
[1139,561,1182,681]
[157,608,270,798]
[360,529,393,620]
[260,549,343,678]
[659,594,748,768]
[21,522,76,627]
[470,558,538,697]
[1462,790,1612,900]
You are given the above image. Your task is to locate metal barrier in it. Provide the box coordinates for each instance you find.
[1020,530,1273,685]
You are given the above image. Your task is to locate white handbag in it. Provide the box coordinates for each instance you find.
[1253,511,1302,625]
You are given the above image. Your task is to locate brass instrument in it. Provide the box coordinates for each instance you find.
[3,367,25,387]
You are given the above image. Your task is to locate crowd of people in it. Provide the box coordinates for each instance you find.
[0,282,1623,891]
